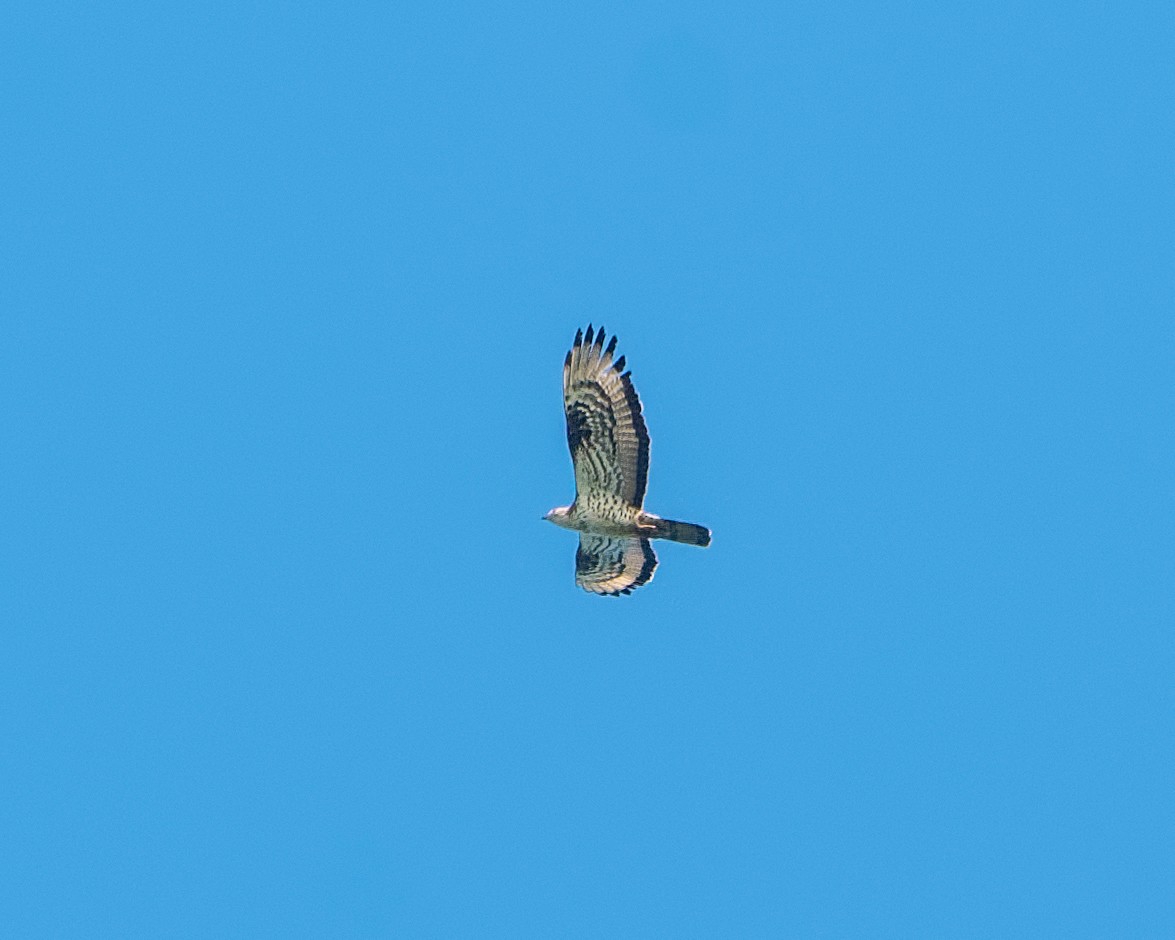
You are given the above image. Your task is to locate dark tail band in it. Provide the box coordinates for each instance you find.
[657,519,711,547]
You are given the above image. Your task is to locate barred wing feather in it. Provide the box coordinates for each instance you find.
[575,536,658,596]
[563,325,650,509]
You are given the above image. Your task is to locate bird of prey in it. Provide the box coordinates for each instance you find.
[544,325,711,595]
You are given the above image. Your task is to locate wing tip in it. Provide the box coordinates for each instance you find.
[570,326,623,366]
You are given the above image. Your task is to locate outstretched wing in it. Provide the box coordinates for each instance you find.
[575,536,657,596]
[564,325,651,509]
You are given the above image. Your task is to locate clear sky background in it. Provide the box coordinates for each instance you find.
[3,1,1172,936]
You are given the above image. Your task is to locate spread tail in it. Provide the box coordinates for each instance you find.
[654,518,712,547]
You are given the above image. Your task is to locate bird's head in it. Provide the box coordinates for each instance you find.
[542,506,572,528]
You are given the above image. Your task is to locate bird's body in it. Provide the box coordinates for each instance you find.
[544,325,711,596]
[545,501,646,538]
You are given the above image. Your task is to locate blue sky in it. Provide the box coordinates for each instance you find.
[2,1,1172,935]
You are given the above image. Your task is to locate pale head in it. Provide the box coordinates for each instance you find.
[543,506,573,529]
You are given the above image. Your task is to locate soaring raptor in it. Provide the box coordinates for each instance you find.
[544,325,711,595]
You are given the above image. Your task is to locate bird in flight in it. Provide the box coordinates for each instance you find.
[544,325,711,596]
